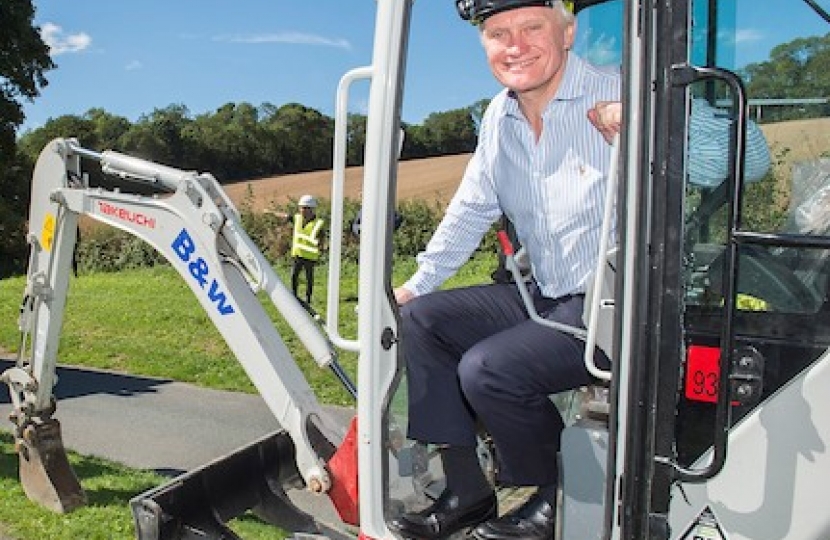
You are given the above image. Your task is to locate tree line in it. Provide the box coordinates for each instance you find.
[16,100,485,183]
[0,99,487,278]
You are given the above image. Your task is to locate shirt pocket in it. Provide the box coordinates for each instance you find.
[542,148,605,234]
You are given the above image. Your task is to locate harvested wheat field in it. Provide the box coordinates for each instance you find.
[222,153,472,211]
[761,117,830,165]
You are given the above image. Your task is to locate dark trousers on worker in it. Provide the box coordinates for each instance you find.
[400,282,604,487]
[291,257,316,304]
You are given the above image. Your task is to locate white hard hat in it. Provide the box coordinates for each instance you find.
[298,194,318,208]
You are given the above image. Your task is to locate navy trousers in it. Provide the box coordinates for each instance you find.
[400,282,602,487]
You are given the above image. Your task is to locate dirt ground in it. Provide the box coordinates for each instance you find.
[220,118,830,212]
[222,152,472,211]
[760,117,830,171]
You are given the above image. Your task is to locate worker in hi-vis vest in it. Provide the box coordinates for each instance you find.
[290,194,325,306]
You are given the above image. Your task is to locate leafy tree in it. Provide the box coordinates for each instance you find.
[469,98,490,132]
[401,122,430,159]
[0,0,55,277]
[265,102,334,173]
[120,104,194,167]
[420,107,478,156]
[18,109,131,160]
[1,0,54,153]
[255,102,291,173]
[85,107,132,149]
[185,102,271,181]
[0,149,35,277]
[16,109,133,195]
[742,33,830,122]
[18,113,98,162]
[346,113,367,166]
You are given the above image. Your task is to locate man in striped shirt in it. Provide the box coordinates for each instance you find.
[589,98,771,185]
[390,1,618,539]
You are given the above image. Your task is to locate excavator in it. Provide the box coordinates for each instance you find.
[5,0,830,538]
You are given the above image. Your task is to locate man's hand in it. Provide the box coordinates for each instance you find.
[394,287,416,305]
[587,101,622,145]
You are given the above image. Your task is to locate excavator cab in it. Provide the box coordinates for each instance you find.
[603,0,830,538]
[375,0,830,538]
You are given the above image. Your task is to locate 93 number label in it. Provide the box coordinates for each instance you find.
[685,345,721,403]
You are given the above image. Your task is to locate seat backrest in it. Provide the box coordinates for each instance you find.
[545,248,616,427]
[583,247,618,360]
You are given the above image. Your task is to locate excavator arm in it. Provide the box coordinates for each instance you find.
[2,138,359,535]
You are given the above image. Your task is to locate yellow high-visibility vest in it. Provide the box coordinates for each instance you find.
[291,214,325,260]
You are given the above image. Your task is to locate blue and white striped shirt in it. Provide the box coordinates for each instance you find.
[404,53,620,299]
[687,97,771,186]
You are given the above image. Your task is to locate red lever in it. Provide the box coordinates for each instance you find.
[497,230,514,256]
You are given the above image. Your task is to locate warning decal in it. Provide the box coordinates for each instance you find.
[41,213,56,252]
[679,505,728,540]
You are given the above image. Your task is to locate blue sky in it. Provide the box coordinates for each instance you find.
[20,0,830,133]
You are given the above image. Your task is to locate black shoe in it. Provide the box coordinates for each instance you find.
[472,492,555,540]
[389,489,497,540]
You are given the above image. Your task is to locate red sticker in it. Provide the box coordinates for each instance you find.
[685,345,721,403]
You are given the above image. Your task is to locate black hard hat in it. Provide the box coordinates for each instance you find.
[455,0,567,25]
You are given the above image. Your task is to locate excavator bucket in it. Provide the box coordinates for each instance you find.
[16,418,87,513]
[130,429,342,540]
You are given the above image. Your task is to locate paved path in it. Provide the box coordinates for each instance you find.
[0,357,355,535]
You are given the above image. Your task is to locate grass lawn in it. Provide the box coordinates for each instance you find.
[0,252,497,539]
[0,431,291,540]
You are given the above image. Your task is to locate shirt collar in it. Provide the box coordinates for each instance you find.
[502,52,588,119]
